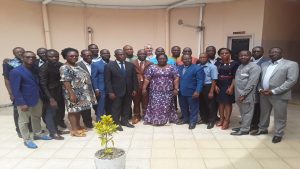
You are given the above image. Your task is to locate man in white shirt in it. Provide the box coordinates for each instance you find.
[251,47,299,144]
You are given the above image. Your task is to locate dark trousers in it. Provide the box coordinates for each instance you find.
[251,102,260,130]
[45,104,58,134]
[110,94,132,124]
[95,90,106,121]
[199,84,217,123]
[179,95,199,124]
[133,87,148,118]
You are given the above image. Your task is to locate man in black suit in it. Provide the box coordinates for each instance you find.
[105,49,138,131]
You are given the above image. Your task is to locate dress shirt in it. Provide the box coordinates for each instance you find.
[116,60,126,70]
[82,60,91,75]
[199,62,218,84]
[39,60,45,67]
[262,58,283,93]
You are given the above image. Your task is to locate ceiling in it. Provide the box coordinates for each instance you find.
[27,0,235,9]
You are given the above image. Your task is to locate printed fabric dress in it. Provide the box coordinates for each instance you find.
[143,64,179,125]
[60,64,97,113]
[215,60,239,103]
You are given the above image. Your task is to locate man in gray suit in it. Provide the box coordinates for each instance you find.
[251,47,299,143]
[231,51,261,136]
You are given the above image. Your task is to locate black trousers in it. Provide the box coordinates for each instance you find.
[110,94,132,124]
[250,102,260,130]
[81,104,97,126]
[199,84,218,123]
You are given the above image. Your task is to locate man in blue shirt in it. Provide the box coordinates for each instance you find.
[198,53,218,129]
[148,47,176,65]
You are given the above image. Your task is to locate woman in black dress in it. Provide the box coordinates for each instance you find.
[215,48,239,129]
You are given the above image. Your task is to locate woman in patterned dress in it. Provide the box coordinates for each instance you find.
[215,48,239,130]
[142,54,179,126]
[60,48,97,137]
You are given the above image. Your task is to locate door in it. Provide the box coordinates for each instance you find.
[228,36,251,61]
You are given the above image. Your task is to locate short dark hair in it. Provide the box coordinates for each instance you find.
[88,44,98,49]
[61,48,78,59]
[23,51,35,56]
[239,50,251,56]
[269,47,283,53]
[217,48,232,56]
[46,49,59,57]
[156,53,168,60]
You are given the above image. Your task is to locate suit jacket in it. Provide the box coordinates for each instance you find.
[9,65,41,106]
[131,59,153,87]
[258,59,299,100]
[77,60,90,75]
[178,64,205,96]
[91,59,106,91]
[105,61,139,97]
[235,62,261,103]
[39,62,63,101]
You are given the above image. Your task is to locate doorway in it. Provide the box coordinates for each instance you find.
[227,35,252,61]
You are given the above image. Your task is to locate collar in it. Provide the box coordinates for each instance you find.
[270,58,283,65]
[116,60,125,64]
[82,60,91,66]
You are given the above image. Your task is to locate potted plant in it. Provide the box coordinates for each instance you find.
[94,115,126,169]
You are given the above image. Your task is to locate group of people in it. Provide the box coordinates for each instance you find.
[2,43,298,149]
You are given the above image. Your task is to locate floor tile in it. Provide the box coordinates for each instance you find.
[272,148,300,158]
[68,159,95,169]
[201,149,227,158]
[230,158,263,169]
[40,159,72,169]
[204,158,235,169]
[126,159,150,169]
[14,158,47,169]
[177,159,206,169]
[52,148,82,159]
[152,148,176,158]
[174,140,198,148]
[176,148,202,158]
[257,158,292,169]
[283,158,300,169]
[151,159,178,169]
[223,148,252,158]
[196,139,221,148]
[126,148,151,159]
[249,148,279,159]
[152,139,174,149]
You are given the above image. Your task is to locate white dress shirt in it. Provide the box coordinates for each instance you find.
[262,58,282,93]
[82,60,91,75]
[116,60,126,69]
[38,60,44,67]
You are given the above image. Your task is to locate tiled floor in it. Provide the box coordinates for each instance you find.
[0,97,300,169]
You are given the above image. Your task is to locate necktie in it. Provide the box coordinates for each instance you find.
[120,62,126,76]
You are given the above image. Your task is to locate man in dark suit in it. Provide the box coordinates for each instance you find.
[10,51,52,149]
[105,49,139,131]
[77,49,94,128]
[250,46,270,134]
[35,48,47,69]
[131,49,153,124]
[39,49,65,140]
[252,47,299,143]
[91,49,111,121]
[177,55,205,129]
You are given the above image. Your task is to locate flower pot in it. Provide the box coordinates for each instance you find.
[94,148,126,169]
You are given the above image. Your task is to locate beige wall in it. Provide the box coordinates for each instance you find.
[0,0,45,105]
[203,0,265,52]
[262,0,300,91]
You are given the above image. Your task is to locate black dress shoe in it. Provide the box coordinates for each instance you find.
[177,120,188,125]
[207,122,215,129]
[250,130,268,136]
[58,130,70,135]
[50,133,64,140]
[231,127,240,132]
[17,132,22,138]
[117,125,123,131]
[188,123,196,129]
[230,131,249,136]
[272,136,282,144]
[121,122,135,128]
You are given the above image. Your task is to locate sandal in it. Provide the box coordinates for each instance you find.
[70,131,86,137]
